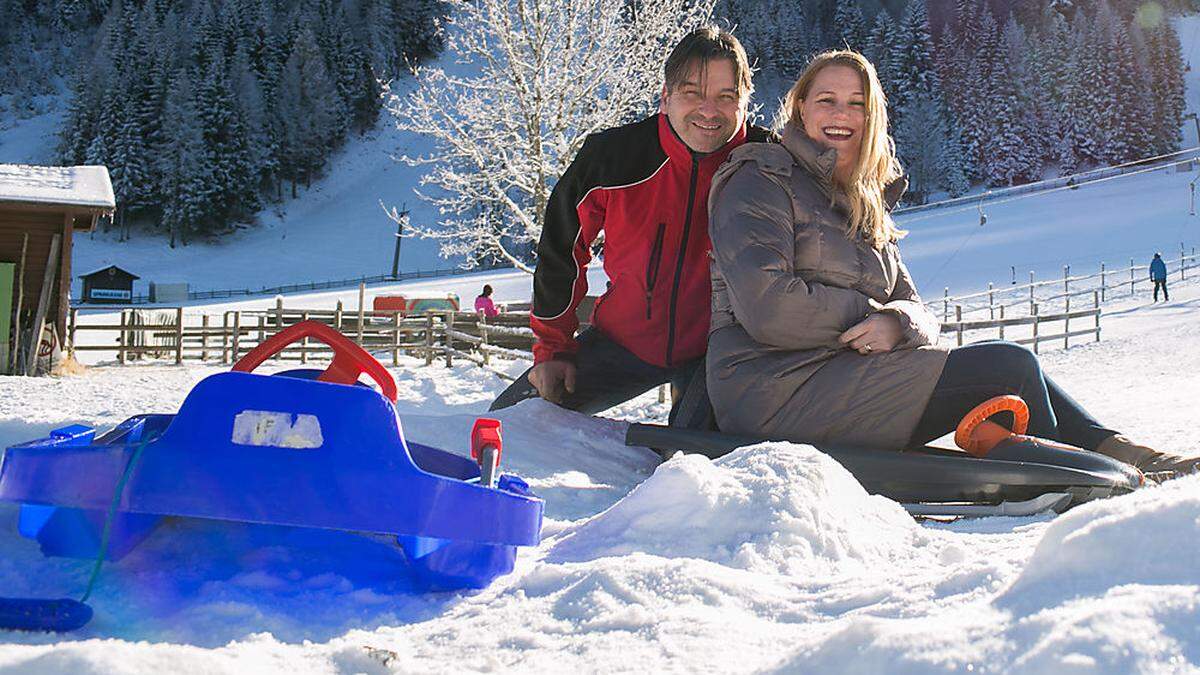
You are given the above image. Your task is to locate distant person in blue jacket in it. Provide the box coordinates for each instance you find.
[1150,252,1169,302]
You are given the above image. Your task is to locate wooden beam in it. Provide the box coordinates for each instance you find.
[25,233,60,376]
[10,233,27,374]
[57,211,74,343]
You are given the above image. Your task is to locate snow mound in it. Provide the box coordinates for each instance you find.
[999,474,1200,612]
[546,442,925,575]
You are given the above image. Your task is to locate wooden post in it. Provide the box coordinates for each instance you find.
[232,311,242,362]
[425,313,434,366]
[221,312,230,364]
[357,282,366,346]
[392,311,401,366]
[301,311,310,364]
[118,310,127,365]
[1094,291,1101,343]
[988,282,995,320]
[1182,242,1187,281]
[1032,304,1040,355]
[1029,271,1035,315]
[658,384,667,404]
[445,310,454,367]
[275,297,285,355]
[10,233,27,373]
[175,307,184,364]
[1100,262,1106,303]
[335,300,344,332]
[998,305,1005,341]
[1063,296,1070,350]
[943,287,949,322]
[479,313,490,365]
[1063,265,1070,299]
[257,315,266,349]
[955,305,963,346]
[25,233,61,376]
[201,315,210,361]
[1130,258,1135,295]
[68,307,77,360]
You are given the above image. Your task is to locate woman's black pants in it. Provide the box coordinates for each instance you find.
[907,341,1117,451]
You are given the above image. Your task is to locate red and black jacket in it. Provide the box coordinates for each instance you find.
[531,113,774,367]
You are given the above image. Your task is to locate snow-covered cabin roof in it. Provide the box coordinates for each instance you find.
[0,164,116,211]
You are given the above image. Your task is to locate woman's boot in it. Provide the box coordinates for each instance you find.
[1095,434,1200,482]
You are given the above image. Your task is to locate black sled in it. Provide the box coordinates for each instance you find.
[627,386,1143,518]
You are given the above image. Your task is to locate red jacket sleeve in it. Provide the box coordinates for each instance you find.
[530,137,606,363]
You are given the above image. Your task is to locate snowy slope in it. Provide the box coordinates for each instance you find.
[0,276,1198,673]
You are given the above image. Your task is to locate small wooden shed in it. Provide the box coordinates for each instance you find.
[0,164,115,374]
[80,265,139,304]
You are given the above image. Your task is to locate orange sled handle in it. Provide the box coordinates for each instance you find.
[954,395,1030,458]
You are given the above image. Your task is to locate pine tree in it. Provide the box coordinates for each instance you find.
[159,68,215,247]
[867,9,898,120]
[833,0,867,52]
[194,51,259,230]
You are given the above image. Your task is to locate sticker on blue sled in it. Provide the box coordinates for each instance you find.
[231,410,324,449]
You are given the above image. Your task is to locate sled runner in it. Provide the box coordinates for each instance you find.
[0,321,543,630]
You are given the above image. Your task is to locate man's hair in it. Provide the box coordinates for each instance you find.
[663,27,753,98]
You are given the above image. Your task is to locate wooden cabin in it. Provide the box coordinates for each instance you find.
[0,164,115,374]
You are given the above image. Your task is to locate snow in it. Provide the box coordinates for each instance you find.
[1,276,1199,672]
[0,164,114,210]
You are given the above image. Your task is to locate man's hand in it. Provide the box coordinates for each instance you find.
[839,313,903,355]
[529,360,577,403]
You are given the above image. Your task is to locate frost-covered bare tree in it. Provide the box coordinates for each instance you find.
[389,0,716,271]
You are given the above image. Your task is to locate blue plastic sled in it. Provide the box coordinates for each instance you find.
[0,321,544,592]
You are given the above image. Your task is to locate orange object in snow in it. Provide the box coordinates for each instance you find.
[954,395,1030,458]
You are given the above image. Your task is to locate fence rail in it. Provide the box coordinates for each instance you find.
[110,263,513,304]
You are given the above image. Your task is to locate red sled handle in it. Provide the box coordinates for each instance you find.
[232,320,398,402]
[471,418,503,464]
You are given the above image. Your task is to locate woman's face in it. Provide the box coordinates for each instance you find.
[798,64,866,181]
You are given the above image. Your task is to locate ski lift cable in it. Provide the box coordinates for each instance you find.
[897,153,1200,227]
[895,145,1200,218]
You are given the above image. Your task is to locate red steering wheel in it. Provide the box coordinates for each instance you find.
[232,320,398,402]
[954,395,1029,457]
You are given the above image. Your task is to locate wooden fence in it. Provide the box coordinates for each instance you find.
[68,301,537,378]
[940,291,1102,354]
[932,248,1196,322]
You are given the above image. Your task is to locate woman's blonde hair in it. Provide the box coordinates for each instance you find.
[782,50,905,248]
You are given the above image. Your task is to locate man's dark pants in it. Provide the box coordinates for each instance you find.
[489,328,701,422]
[1153,279,1169,301]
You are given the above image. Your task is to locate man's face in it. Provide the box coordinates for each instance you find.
[660,58,747,154]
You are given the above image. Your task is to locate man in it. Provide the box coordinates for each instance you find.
[490,27,773,418]
[1150,252,1168,302]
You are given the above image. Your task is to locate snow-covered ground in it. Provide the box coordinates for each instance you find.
[0,273,1197,674]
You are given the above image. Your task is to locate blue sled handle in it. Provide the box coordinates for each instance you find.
[0,597,93,632]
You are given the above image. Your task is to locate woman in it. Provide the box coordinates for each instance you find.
[474,284,499,318]
[705,50,1198,480]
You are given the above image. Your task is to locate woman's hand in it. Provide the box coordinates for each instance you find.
[839,313,903,355]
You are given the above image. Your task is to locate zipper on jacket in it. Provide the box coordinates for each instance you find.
[666,156,701,367]
[645,223,666,320]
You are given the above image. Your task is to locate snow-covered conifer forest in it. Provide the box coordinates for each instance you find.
[0,0,1191,260]
[0,0,444,245]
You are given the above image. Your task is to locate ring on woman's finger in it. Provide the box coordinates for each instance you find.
[865,344,873,352]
